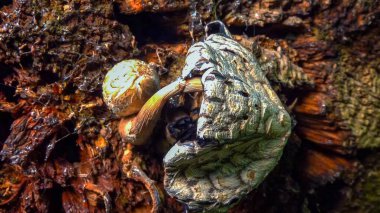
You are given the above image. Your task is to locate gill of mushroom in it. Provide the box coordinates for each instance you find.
[102,59,203,213]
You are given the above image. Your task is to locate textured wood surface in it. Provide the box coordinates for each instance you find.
[0,0,379,212]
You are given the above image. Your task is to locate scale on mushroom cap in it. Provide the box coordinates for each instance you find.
[103,21,291,212]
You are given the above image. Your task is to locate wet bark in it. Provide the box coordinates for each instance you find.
[0,0,379,212]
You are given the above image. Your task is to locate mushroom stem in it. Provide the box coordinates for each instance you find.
[127,164,162,213]
[119,77,203,145]
[84,183,111,213]
[122,143,162,213]
[183,77,204,93]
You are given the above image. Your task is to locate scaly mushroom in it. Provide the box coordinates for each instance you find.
[163,21,292,211]
[102,59,203,212]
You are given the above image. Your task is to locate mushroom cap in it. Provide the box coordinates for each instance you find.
[102,59,160,117]
[163,22,291,211]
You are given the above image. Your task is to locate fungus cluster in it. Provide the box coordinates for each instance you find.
[102,21,292,212]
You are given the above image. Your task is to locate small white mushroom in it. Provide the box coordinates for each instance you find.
[102,59,160,117]
[103,60,203,146]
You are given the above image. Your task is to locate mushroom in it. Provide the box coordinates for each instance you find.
[102,59,203,212]
[102,59,160,118]
[163,21,292,211]
[103,59,203,145]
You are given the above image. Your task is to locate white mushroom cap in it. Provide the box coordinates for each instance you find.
[102,59,160,117]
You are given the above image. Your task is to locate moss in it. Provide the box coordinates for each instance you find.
[333,32,380,148]
[360,171,380,209]
[343,152,380,212]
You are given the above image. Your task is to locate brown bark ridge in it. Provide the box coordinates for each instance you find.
[0,0,379,212]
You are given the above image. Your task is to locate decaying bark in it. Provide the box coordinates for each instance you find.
[0,0,379,212]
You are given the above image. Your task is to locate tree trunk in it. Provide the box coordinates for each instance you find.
[0,0,379,212]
